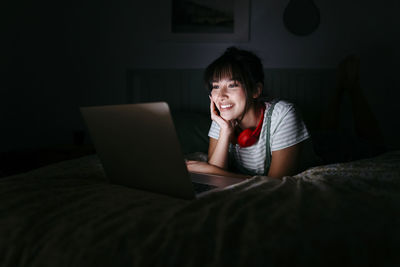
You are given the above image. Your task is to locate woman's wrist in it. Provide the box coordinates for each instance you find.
[219,127,234,139]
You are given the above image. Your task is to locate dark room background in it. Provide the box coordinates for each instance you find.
[1,0,399,153]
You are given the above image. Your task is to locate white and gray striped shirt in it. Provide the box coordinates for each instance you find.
[208,100,310,175]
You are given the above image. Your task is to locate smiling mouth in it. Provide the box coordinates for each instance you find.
[220,104,233,110]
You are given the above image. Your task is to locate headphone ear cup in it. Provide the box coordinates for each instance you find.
[237,105,266,148]
[237,128,258,147]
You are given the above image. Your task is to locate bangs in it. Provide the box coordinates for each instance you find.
[205,61,244,90]
[211,65,239,82]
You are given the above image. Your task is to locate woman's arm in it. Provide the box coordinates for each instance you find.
[207,98,234,169]
[186,98,241,176]
[186,160,250,179]
[267,142,302,178]
[187,141,302,180]
[188,141,304,179]
[208,136,230,169]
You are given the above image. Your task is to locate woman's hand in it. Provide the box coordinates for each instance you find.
[186,160,250,179]
[186,160,214,174]
[209,96,235,137]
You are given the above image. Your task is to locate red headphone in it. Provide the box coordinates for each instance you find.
[237,106,265,147]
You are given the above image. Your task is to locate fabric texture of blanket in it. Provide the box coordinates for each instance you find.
[1,151,399,266]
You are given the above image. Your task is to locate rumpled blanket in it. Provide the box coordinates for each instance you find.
[1,151,399,267]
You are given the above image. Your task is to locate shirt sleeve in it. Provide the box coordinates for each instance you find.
[270,102,310,151]
[208,120,220,140]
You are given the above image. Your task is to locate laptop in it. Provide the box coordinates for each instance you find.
[80,102,243,199]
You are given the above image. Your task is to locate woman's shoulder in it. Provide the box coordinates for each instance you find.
[264,99,296,117]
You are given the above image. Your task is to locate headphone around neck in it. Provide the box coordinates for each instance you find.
[237,106,266,148]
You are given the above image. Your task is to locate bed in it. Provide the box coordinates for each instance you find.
[1,69,399,266]
[1,110,399,266]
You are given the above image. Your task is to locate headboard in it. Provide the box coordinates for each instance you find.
[126,68,337,130]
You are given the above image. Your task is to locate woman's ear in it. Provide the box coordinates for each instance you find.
[253,83,263,98]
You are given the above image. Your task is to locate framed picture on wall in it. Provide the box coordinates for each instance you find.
[160,0,250,42]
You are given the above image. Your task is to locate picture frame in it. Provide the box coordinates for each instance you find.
[160,0,250,42]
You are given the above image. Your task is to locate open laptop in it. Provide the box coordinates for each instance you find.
[80,102,243,199]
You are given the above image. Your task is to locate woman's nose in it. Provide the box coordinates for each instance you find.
[217,86,228,98]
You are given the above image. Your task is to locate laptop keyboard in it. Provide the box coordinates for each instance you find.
[192,182,218,194]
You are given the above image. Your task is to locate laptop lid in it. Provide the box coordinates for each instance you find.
[80,102,196,199]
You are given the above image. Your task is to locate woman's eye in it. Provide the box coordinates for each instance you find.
[212,85,219,89]
[228,83,238,88]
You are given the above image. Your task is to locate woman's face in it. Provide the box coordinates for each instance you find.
[210,78,247,121]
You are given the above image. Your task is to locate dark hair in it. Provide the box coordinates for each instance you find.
[204,47,265,119]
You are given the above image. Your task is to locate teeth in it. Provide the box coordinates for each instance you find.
[221,104,232,109]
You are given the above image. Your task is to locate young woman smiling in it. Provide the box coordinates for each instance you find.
[186,47,311,179]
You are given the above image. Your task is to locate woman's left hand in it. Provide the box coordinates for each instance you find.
[186,160,214,174]
[186,160,251,179]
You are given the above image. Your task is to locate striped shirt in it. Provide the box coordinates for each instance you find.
[208,100,310,175]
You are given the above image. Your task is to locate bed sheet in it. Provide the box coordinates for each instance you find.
[0,151,399,266]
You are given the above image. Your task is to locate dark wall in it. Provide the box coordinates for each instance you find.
[1,0,127,151]
[1,0,399,152]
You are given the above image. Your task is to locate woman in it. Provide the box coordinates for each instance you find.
[186,47,310,178]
